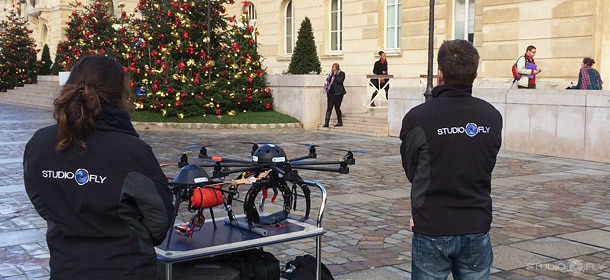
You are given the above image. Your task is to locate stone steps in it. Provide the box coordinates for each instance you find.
[318,110,389,137]
[0,76,60,111]
[0,78,388,137]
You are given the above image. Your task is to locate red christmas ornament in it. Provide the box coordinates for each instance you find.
[215,109,222,115]
[265,102,271,109]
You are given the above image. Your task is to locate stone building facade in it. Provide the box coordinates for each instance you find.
[3,0,608,89]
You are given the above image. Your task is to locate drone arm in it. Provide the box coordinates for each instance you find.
[292,165,349,174]
[290,160,345,166]
[211,166,263,179]
[287,154,315,162]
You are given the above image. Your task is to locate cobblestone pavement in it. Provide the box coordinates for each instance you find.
[1,103,610,279]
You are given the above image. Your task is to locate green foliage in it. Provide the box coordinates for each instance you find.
[131,110,299,124]
[128,0,273,118]
[44,0,275,119]
[0,3,38,91]
[50,42,61,75]
[39,44,53,75]
[53,0,132,72]
[287,17,321,75]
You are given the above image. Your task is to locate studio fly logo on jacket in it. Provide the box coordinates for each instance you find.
[437,123,491,137]
[41,168,107,185]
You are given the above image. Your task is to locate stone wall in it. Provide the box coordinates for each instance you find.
[269,75,610,163]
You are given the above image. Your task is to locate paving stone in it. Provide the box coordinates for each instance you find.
[3,103,610,280]
[560,229,610,249]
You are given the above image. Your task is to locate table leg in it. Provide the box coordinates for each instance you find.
[315,235,322,280]
[166,262,172,280]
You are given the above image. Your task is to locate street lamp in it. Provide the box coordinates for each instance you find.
[423,0,435,101]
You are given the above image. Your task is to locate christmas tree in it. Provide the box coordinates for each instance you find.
[214,8,273,115]
[54,0,133,71]
[0,3,39,91]
[39,44,53,75]
[287,17,321,74]
[129,0,273,118]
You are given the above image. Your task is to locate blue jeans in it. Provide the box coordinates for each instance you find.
[411,232,493,280]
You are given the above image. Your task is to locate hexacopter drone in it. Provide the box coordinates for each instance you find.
[163,142,358,248]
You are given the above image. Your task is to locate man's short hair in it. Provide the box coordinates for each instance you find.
[526,45,536,52]
[437,40,479,89]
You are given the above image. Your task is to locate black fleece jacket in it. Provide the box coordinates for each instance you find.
[399,85,503,236]
[23,115,173,280]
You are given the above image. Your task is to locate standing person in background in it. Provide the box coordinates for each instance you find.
[323,63,346,127]
[370,51,389,106]
[568,57,603,90]
[516,45,542,89]
[400,40,503,279]
[23,55,174,280]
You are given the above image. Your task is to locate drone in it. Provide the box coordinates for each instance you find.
[163,142,359,249]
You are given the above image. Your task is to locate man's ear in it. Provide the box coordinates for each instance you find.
[437,69,444,85]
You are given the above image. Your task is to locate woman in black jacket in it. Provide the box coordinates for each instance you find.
[323,63,346,127]
[23,55,174,280]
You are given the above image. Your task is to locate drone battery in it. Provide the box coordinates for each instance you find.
[191,187,224,209]
[157,259,240,280]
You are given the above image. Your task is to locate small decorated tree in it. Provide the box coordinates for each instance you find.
[287,17,321,74]
[39,44,53,75]
[0,3,38,91]
[128,0,273,118]
[54,0,132,71]
[216,10,273,114]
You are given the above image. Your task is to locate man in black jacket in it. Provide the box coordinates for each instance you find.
[399,40,502,279]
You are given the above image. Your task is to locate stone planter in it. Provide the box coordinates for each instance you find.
[266,74,368,130]
[266,74,325,130]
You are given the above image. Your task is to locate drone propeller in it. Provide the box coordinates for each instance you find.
[296,143,318,147]
[330,147,368,154]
